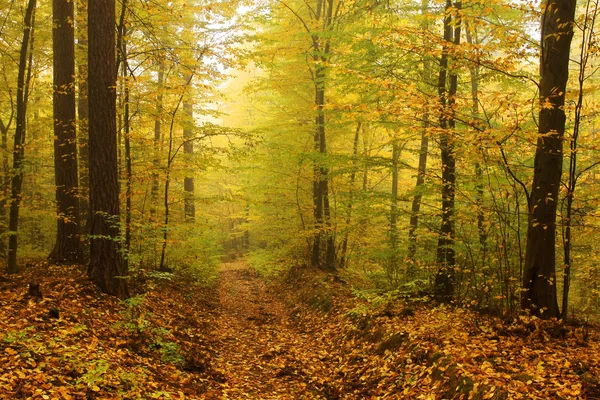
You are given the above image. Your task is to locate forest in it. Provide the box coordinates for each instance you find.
[1,0,600,397]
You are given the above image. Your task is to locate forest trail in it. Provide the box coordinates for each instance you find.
[209,261,340,399]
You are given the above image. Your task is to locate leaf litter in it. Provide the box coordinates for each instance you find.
[0,261,599,399]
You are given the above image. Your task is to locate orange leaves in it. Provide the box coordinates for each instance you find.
[2,261,600,398]
[4,347,18,356]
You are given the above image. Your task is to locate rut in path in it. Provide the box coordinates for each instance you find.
[209,261,341,399]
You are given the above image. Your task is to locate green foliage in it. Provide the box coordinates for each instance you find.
[248,248,285,277]
[118,295,151,338]
[78,359,109,387]
[150,331,185,364]
[117,294,184,366]
[167,226,221,285]
[1,326,38,346]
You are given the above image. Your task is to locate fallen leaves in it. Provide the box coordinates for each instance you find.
[1,261,599,399]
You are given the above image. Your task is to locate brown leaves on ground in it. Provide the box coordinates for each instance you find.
[1,261,599,399]
[0,263,220,399]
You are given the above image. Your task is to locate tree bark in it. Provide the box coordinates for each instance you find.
[77,0,90,250]
[389,140,400,286]
[407,0,431,265]
[339,121,361,268]
[434,0,460,303]
[309,0,336,272]
[561,1,595,320]
[407,130,428,262]
[150,64,164,222]
[311,62,336,271]
[120,24,133,265]
[87,0,128,298]
[6,0,36,274]
[183,76,195,222]
[522,0,576,319]
[159,75,192,272]
[50,0,81,264]
[0,114,13,258]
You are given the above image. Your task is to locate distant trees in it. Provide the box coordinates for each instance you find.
[239,0,600,318]
[1,0,599,318]
[0,0,233,289]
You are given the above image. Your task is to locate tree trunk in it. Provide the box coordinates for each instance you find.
[183,76,195,222]
[561,0,596,321]
[465,25,487,255]
[0,115,13,258]
[309,0,336,271]
[159,109,176,272]
[311,66,325,268]
[434,0,460,303]
[311,62,336,271]
[77,0,90,249]
[522,0,576,319]
[50,0,81,264]
[389,140,400,286]
[6,0,36,274]
[339,121,361,268]
[150,64,164,222]
[407,0,431,265]
[408,120,429,263]
[119,19,132,263]
[87,0,128,298]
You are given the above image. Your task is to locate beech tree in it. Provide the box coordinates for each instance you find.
[278,0,342,271]
[183,75,195,222]
[434,0,461,303]
[522,0,577,318]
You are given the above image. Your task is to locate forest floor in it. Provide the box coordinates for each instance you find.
[0,260,600,399]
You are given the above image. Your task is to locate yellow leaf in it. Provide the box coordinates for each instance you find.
[5,347,17,355]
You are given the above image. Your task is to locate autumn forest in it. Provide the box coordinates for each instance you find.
[1,0,600,398]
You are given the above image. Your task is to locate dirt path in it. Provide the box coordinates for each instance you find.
[208,261,340,399]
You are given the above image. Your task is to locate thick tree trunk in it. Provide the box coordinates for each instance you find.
[7,0,36,274]
[522,0,576,319]
[87,0,128,298]
[50,0,81,264]
[434,0,460,303]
